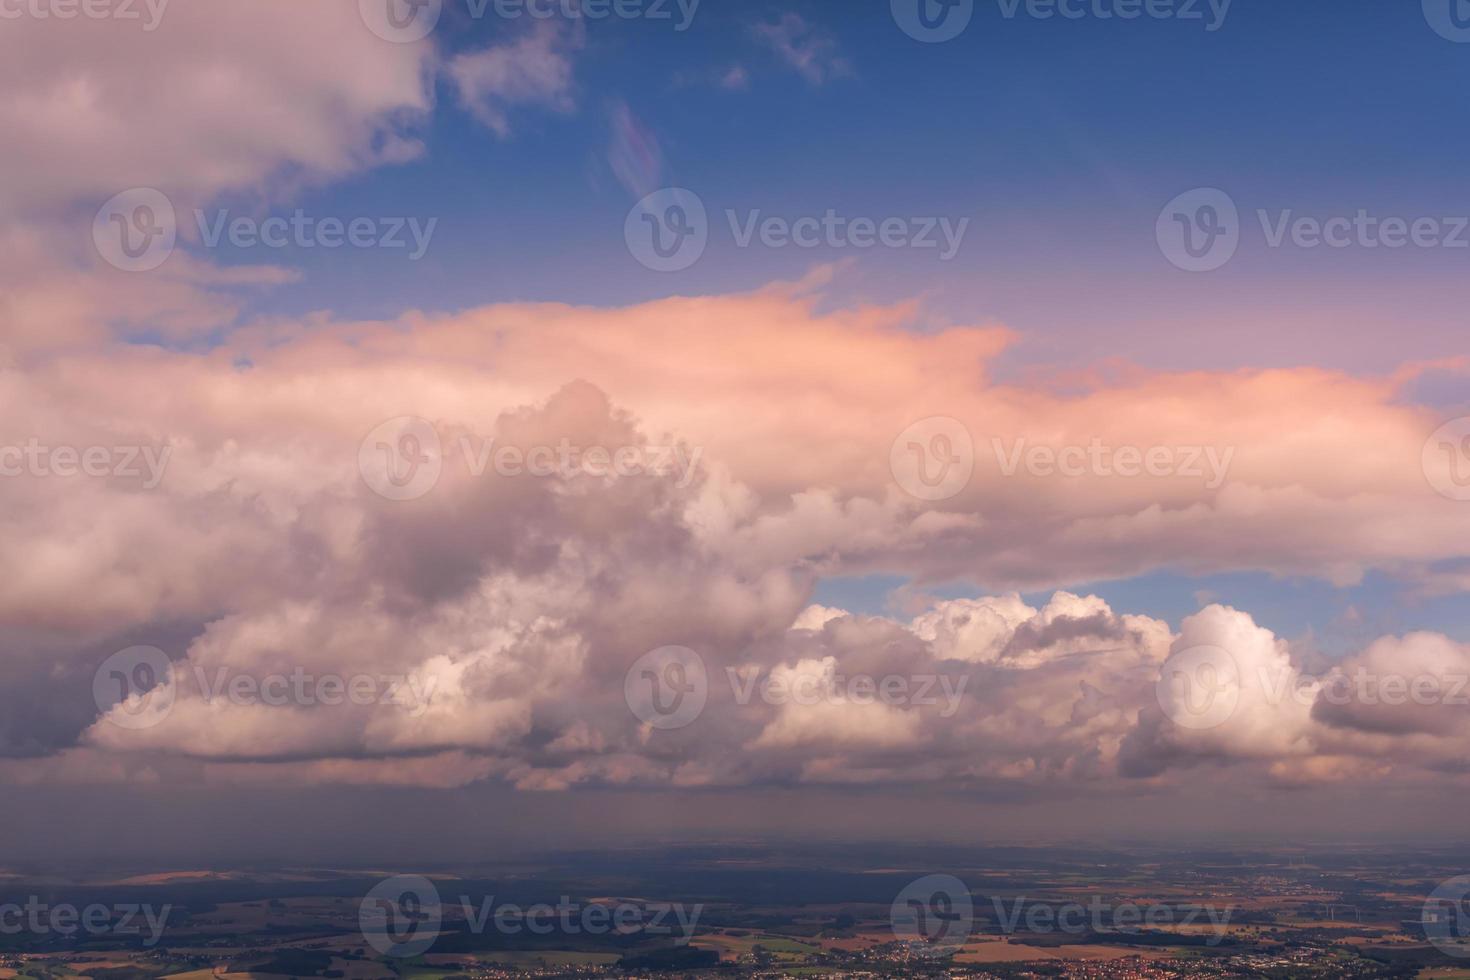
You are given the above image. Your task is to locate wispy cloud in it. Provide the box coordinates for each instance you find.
[606,101,664,198]
[448,20,584,137]
[671,63,750,92]
[752,12,851,85]
[720,65,750,91]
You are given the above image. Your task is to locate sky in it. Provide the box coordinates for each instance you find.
[214,0,1470,373]
[3,0,1470,860]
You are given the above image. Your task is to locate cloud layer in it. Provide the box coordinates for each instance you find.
[1,285,1467,793]
[1,2,1467,804]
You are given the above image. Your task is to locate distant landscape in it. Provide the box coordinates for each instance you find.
[3,844,1468,978]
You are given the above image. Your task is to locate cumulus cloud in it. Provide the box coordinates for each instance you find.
[0,274,1467,791]
[1312,632,1470,739]
[1123,606,1470,783]
[790,604,847,631]
[1,0,1467,799]
[1122,605,1319,776]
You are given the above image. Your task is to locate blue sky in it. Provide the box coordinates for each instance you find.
[200,0,1470,374]
[814,569,1470,656]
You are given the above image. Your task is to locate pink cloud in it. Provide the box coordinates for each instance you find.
[0,275,1466,793]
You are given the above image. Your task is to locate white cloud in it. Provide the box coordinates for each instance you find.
[0,0,434,216]
[448,20,583,136]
